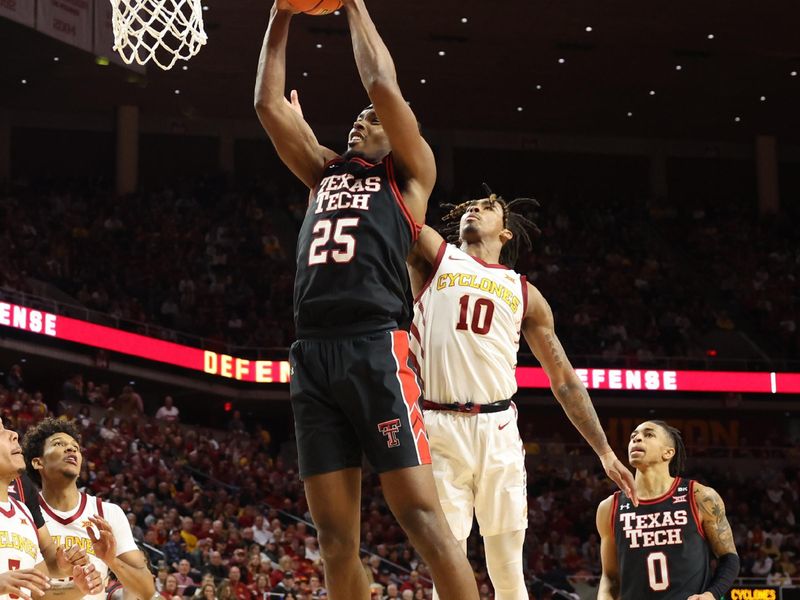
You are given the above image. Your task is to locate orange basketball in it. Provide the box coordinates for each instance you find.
[288,0,342,16]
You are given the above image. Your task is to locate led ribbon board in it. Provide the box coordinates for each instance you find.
[2,301,799,392]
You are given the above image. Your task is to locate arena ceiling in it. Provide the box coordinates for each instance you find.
[3,0,800,141]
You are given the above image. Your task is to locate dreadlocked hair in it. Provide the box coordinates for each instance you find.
[650,420,687,477]
[440,183,541,268]
[21,417,82,486]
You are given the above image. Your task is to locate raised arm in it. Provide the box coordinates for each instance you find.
[596,496,621,600]
[407,225,445,297]
[343,0,435,223]
[522,283,637,504]
[254,2,337,189]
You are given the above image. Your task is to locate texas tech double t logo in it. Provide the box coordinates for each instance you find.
[378,419,402,448]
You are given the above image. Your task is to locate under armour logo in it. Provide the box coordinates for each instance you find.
[620,503,631,510]
[377,419,402,448]
[673,494,687,504]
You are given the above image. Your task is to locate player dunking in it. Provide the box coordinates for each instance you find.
[0,423,102,600]
[407,187,637,599]
[596,421,740,599]
[21,419,155,600]
[254,1,478,598]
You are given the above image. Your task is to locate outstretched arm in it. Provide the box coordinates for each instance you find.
[522,283,637,504]
[254,1,337,189]
[343,0,435,223]
[596,496,621,600]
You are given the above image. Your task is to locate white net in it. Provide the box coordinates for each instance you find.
[111,0,208,70]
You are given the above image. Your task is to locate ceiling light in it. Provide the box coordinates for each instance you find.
[734,116,741,122]
[760,95,766,101]
[420,78,426,84]
[461,17,468,23]
[517,106,524,112]
[302,71,308,77]
[791,70,798,77]
[536,84,542,90]
[95,56,110,66]
[182,65,188,71]
[707,33,714,39]
[438,50,446,56]
[675,64,682,71]
[334,10,340,15]
[649,90,656,96]
[53,56,60,62]
[627,111,633,117]
[21,79,27,84]
[585,26,593,32]
[316,43,323,49]
[202,4,208,10]
[174,89,180,95]
[558,58,565,64]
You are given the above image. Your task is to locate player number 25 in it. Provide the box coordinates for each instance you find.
[456,295,495,335]
[308,218,359,266]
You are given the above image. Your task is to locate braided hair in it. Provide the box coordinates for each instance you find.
[440,183,540,268]
[650,420,687,477]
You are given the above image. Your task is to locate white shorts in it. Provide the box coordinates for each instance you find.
[424,403,527,540]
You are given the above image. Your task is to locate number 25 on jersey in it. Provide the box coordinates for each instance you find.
[308,218,359,266]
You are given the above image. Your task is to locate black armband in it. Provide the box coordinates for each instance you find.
[706,553,740,599]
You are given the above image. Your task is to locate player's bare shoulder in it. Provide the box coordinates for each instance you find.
[596,494,617,536]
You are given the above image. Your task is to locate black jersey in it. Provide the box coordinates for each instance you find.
[613,477,711,600]
[294,154,419,338]
[9,472,45,529]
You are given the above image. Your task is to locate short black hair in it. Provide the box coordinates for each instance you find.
[441,183,540,268]
[650,420,686,477]
[21,417,82,486]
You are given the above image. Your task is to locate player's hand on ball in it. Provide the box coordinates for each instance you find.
[0,568,50,600]
[275,0,301,13]
[285,89,304,117]
[73,563,104,596]
[686,593,715,600]
[87,515,117,564]
[600,450,639,506]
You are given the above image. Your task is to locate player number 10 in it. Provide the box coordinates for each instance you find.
[456,295,495,335]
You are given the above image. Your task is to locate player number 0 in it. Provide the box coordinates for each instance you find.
[646,551,669,591]
[456,295,495,335]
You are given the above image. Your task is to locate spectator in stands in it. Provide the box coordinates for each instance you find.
[249,574,271,600]
[114,385,144,417]
[199,582,217,600]
[156,396,180,423]
[227,410,245,433]
[251,515,273,547]
[160,574,181,600]
[204,551,228,583]
[5,363,23,392]
[175,558,197,595]
[751,547,774,577]
[271,572,297,597]
[227,566,249,600]
[163,528,188,569]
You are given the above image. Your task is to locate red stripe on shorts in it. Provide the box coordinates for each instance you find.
[391,331,431,464]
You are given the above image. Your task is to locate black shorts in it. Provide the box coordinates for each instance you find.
[289,329,431,479]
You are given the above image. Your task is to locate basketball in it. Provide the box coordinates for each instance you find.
[288,0,342,15]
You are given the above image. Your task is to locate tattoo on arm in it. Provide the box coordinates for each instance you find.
[696,487,738,557]
[544,333,564,368]
[554,380,610,455]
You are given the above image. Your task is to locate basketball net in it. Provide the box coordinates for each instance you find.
[111,0,208,70]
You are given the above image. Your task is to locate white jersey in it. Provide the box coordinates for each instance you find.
[0,497,43,600]
[410,243,527,404]
[40,492,139,600]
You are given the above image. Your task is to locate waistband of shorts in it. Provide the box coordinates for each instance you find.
[421,399,512,414]
[294,320,400,342]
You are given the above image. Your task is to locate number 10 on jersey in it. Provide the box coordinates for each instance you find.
[457,295,495,335]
